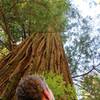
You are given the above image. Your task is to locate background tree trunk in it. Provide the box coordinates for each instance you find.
[0,32,73,99]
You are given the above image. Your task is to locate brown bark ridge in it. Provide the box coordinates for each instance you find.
[0,32,73,99]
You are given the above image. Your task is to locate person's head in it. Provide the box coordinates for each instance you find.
[16,75,54,100]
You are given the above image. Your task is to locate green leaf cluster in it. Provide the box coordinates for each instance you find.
[0,0,70,50]
[16,0,69,32]
[43,71,77,99]
[81,75,100,100]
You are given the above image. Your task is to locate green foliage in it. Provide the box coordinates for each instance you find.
[43,72,77,99]
[0,29,9,59]
[65,84,77,100]
[18,0,69,32]
[81,75,100,100]
[0,0,70,43]
[0,30,8,46]
[44,72,65,98]
[0,0,70,52]
[0,47,9,60]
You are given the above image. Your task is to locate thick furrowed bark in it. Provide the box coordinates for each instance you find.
[0,36,33,94]
[0,32,73,99]
[1,41,32,99]
[0,39,32,82]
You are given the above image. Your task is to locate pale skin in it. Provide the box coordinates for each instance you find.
[42,86,55,100]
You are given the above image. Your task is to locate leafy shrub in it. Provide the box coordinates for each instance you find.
[43,71,77,100]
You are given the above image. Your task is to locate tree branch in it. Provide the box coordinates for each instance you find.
[0,40,9,50]
[94,67,100,73]
[72,67,94,78]
[0,3,15,50]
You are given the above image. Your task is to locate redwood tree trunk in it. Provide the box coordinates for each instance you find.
[0,33,73,99]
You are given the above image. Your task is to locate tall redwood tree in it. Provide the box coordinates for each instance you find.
[0,0,76,99]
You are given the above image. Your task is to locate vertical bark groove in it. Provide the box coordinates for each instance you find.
[0,32,73,99]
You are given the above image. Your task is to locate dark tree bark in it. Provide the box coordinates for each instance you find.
[0,33,73,100]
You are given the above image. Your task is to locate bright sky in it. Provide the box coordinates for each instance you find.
[72,0,100,17]
[77,0,100,4]
[69,0,100,71]
[68,1,100,98]
[70,0,100,37]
